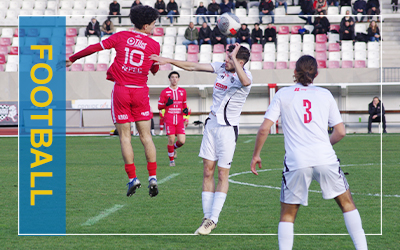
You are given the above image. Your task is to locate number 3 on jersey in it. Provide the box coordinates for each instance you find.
[303,99,312,123]
[124,47,144,66]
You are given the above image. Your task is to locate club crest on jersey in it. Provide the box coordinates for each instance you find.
[230,77,234,83]
[215,82,227,91]
[127,37,147,50]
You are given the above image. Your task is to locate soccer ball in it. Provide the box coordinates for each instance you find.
[217,12,241,36]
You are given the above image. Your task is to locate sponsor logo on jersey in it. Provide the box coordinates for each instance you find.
[141,111,150,116]
[127,37,147,50]
[294,88,300,91]
[215,82,227,91]
[118,114,129,120]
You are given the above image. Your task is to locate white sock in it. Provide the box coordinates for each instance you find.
[210,192,227,224]
[129,178,134,182]
[278,222,294,250]
[343,209,368,250]
[202,191,214,219]
[148,175,157,181]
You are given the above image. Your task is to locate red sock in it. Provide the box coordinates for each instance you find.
[168,145,175,161]
[125,163,136,179]
[174,141,183,149]
[147,162,157,176]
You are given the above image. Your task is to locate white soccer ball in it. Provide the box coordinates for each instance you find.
[217,12,241,36]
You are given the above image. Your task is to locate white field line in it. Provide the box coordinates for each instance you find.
[243,139,253,144]
[158,173,180,184]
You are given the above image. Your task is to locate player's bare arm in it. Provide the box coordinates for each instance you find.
[228,43,251,87]
[329,122,346,145]
[250,118,274,175]
[149,54,214,72]
[66,59,73,67]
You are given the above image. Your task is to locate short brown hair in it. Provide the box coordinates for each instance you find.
[227,45,250,65]
[294,55,318,86]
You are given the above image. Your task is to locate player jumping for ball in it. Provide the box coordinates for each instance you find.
[151,43,252,235]
[66,6,161,197]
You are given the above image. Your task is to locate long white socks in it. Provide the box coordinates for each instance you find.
[202,191,227,224]
[278,222,294,250]
[343,209,368,250]
[202,192,214,219]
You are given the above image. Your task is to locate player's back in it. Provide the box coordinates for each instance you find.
[100,31,160,86]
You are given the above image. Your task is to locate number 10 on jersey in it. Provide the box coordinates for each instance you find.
[303,99,312,123]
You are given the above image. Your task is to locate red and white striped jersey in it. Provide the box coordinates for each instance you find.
[158,87,187,125]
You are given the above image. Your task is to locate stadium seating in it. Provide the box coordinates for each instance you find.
[276,61,287,69]
[213,44,225,53]
[250,61,262,70]
[188,45,199,54]
[316,34,327,43]
[9,46,18,55]
[263,62,275,69]
[84,64,96,71]
[341,60,353,68]
[0,46,8,55]
[328,43,340,52]
[328,61,340,68]
[315,43,327,52]
[291,26,301,34]
[0,54,5,64]
[251,52,263,62]
[354,60,366,68]
[187,54,199,62]
[278,26,289,35]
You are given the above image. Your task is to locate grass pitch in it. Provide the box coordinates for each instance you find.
[1,133,399,249]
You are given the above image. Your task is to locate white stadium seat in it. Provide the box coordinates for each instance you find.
[98,54,110,64]
[165,27,177,37]
[277,42,289,52]
[5,63,18,72]
[342,51,353,61]
[174,53,186,61]
[355,23,367,34]
[367,59,379,68]
[328,52,340,61]
[199,53,211,63]
[354,42,366,51]
[289,43,301,52]
[177,27,186,37]
[277,52,288,62]
[47,1,57,10]
[303,34,314,44]
[175,45,186,54]
[88,36,100,45]
[354,50,366,61]
[212,53,225,62]
[32,10,44,15]
[74,1,86,10]
[200,44,212,54]
[76,37,88,46]
[162,44,174,53]
[9,1,22,9]
[264,43,275,53]
[277,34,289,44]
[176,36,185,45]
[368,50,379,59]
[368,42,379,51]
[163,36,175,45]
[302,43,314,53]
[151,36,163,46]
[87,1,99,9]
[289,34,301,44]
[1,28,14,38]
[263,52,275,62]
[341,41,353,51]
[22,1,34,10]
[20,10,32,16]
[250,61,262,70]
[8,55,19,64]
[60,1,73,9]
[289,51,302,62]
[85,54,97,64]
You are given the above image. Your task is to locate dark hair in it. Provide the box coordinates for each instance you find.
[227,45,250,65]
[130,5,159,29]
[168,71,180,78]
[294,55,318,86]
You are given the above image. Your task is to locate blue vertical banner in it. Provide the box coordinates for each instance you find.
[19,17,66,235]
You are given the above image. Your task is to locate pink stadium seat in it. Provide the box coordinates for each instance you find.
[263,62,275,69]
[70,64,83,71]
[341,61,353,68]
[9,46,18,55]
[291,25,302,34]
[354,60,366,68]
[152,27,164,36]
[315,43,326,52]
[316,52,327,61]
[160,64,172,71]
[289,61,296,69]
[187,54,198,62]
[66,37,75,46]
[96,63,108,71]
[66,28,77,37]
[83,63,95,71]
[21,46,33,55]
[0,46,8,55]
[276,61,287,69]
[251,44,262,53]
[65,46,74,55]
[317,60,326,68]
[0,64,4,71]
[328,43,340,52]
[213,44,225,53]
[196,27,200,32]
[278,26,289,35]
[251,52,262,62]
[0,54,5,64]
[0,38,11,46]
[188,44,199,54]
[27,28,39,37]
[330,25,340,33]
[328,61,339,68]
[316,34,327,43]
[38,37,50,45]
[18,28,26,37]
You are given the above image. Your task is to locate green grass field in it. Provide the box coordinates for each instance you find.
[1,133,399,249]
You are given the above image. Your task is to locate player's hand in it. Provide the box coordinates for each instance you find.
[166,97,174,106]
[228,43,240,61]
[182,108,189,115]
[250,156,262,175]
[150,54,169,65]
[66,59,73,67]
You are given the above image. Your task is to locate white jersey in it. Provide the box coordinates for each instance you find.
[264,83,343,171]
[210,62,252,126]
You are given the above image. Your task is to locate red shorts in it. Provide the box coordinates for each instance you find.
[111,84,153,124]
[165,121,185,135]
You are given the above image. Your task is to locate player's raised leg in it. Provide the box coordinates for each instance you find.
[167,133,176,166]
[173,133,186,159]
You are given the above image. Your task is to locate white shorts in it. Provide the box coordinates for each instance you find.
[280,162,349,206]
[198,115,238,169]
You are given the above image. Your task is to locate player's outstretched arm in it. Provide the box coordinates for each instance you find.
[150,54,214,72]
[330,122,346,145]
[251,118,274,175]
[228,43,251,87]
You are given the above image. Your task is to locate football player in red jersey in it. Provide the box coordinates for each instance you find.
[66,6,161,197]
[158,71,189,166]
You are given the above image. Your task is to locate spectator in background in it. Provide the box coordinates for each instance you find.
[299,0,314,24]
[211,25,227,46]
[101,19,115,37]
[199,22,212,45]
[237,23,252,45]
[259,0,275,24]
[154,0,167,22]
[353,0,367,22]
[367,0,380,22]
[368,96,386,133]
[167,0,179,25]
[339,0,351,7]
[182,22,199,49]
[264,23,276,45]
[313,11,330,34]
[251,23,263,44]
[339,20,355,42]
[327,0,339,6]
[196,2,208,25]
[235,0,248,10]
[109,0,121,25]
[367,20,380,41]
[220,0,234,14]
[207,0,220,23]
[275,0,288,14]
[226,32,237,44]
[85,17,101,37]
[340,10,355,31]
[313,0,328,15]
[392,0,398,12]
[131,0,142,7]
